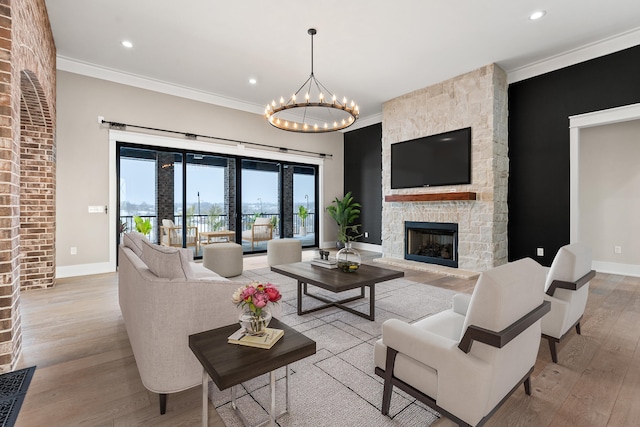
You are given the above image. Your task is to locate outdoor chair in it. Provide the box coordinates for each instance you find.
[160,219,198,250]
[241,217,273,250]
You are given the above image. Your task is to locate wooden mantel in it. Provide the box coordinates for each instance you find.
[384,192,477,202]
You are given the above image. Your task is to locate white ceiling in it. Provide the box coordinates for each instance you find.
[45,0,640,129]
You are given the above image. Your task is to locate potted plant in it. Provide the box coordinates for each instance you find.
[133,216,152,237]
[298,205,309,236]
[269,215,278,232]
[326,191,361,248]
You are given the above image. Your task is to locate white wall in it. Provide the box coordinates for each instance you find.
[56,71,344,277]
[579,120,640,271]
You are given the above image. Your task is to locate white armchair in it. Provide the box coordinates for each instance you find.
[160,219,198,250]
[241,216,273,250]
[542,243,595,363]
[375,258,550,427]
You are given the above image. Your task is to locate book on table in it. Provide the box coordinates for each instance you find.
[310,258,338,269]
[228,327,284,349]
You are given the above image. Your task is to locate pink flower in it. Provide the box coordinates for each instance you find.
[241,286,256,301]
[253,292,269,308]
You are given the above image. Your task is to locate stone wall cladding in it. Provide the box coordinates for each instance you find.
[0,0,56,372]
[382,64,508,272]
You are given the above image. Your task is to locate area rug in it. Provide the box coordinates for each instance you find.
[209,268,457,426]
[0,366,35,427]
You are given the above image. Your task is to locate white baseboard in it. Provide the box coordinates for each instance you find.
[56,261,116,279]
[592,260,640,278]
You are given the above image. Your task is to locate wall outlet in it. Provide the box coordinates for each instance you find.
[614,246,622,254]
[364,231,369,238]
[536,247,544,257]
[70,247,77,255]
[88,205,105,213]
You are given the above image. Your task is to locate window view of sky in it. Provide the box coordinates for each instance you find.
[120,157,315,215]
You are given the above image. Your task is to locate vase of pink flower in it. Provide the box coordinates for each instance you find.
[232,282,282,336]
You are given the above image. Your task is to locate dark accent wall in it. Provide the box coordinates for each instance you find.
[344,123,383,244]
[343,45,640,260]
[508,44,640,265]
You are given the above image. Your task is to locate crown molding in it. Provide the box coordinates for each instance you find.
[56,56,266,115]
[507,26,640,84]
[57,56,383,131]
[57,24,640,122]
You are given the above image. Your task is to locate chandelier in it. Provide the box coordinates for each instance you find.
[265,29,359,133]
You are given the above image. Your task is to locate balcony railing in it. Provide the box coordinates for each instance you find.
[120,212,315,243]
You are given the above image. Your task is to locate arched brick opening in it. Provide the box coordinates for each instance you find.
[19,70,56,291]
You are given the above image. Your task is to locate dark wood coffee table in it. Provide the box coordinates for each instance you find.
[271,262,404,321]
[189,318,316,427]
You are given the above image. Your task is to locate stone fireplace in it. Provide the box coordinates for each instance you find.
[405,221,458,268]
[380,64,508,272]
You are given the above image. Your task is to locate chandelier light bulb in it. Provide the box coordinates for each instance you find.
[280,97,284,105]
[319,93,324,101]
[292,94,296,102]
[305,93,310,102]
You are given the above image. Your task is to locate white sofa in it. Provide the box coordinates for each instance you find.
[118,232,243,414]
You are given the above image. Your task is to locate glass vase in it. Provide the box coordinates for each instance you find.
[239,308,272,336]
[336,242,362,273]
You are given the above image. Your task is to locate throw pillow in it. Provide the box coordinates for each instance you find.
[123,232,148,257]
[140,239,195,280]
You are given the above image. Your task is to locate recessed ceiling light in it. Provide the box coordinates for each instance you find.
[529,10,546,20]
[122,40,133,48]
[249,78,257,85]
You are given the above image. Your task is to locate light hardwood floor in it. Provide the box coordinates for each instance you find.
[13,252,640,426]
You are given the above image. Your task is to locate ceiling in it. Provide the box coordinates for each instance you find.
[45,1,640,129]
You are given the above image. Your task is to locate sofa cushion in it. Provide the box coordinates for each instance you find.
[140,239,195,280]
[123,232,148,257]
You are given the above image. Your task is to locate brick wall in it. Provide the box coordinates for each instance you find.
[0,0,56,371]
[381,64,508,272]
[156,152,175,242]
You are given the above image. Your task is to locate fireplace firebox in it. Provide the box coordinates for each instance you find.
[405,221,458,268]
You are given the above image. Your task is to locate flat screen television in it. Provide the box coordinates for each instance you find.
[391,127,471,189]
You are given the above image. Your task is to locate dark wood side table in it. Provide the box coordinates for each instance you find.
[271,262,404,321]
[189,318,316,427]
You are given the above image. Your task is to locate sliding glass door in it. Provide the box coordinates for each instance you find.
[118,142,319,261]
[184,154,235,256]
[240,159,280,253]
[118,146,183,247]
[293,165,317,246]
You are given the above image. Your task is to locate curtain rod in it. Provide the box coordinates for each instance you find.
[101,119,333,159]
